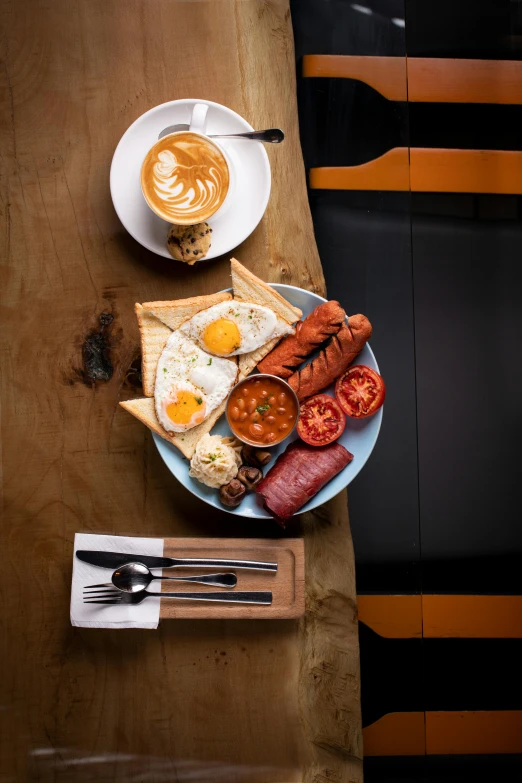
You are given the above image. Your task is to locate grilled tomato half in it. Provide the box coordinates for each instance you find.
[297,394,346,447]
[335,365,385,418]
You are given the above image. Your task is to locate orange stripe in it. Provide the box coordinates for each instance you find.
[411,148,522,194]
[358,595,522,638]
[311,148,522,194]
[302,54,407,101]
[408,58,522,104]
[309,148,410,191]
[303,54,522,105]
[364,711,522,756]
[358,595,422,638]
[363,713,425,756]
[426,711,522,755]
[423,595,522,638]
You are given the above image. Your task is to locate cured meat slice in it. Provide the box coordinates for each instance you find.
[256,440,353,524]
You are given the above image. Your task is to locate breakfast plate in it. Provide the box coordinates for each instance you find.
[110,99,271,260]
[153,284,383,519]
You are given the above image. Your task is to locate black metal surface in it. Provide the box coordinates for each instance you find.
[405,0,522,59]
[411,194,522,594]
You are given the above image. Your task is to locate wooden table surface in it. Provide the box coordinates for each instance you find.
[0,1,362,780]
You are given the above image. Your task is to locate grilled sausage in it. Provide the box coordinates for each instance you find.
[287,314,372,401]
[257,300,346,379]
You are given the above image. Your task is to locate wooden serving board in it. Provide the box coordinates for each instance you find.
[160,537,304,619]
[1,1,363,781]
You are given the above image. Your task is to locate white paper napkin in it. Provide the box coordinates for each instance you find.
[70,533,164,629]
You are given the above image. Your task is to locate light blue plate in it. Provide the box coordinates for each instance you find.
[153,284,383,518]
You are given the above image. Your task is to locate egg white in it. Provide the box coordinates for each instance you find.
[155,332,238,432]
[178,300,294,356]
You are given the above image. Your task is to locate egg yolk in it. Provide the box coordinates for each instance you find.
[166,390,206,426]
[203,318,241,355]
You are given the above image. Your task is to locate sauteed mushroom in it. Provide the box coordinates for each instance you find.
[237,466,263,490]
[241,444,271,469]
[219,478,246,508]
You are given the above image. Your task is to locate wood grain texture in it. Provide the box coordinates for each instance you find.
[0,0,362,780]
[159,537,304,619]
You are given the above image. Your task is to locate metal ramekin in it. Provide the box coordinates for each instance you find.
[225,374,300,448]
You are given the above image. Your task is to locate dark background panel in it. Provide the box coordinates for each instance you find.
[405,0,522,59]
[359,623,424,725]
[365,755,522,782]
[292,0,406,57]
[361,629,522,726]
[299,80,522,170]
[309,191,420,594]
[298,79,408,168]
[411,194,522,594]
[424,638,522,711]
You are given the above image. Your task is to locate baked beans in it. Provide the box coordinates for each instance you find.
[227,376,298,446]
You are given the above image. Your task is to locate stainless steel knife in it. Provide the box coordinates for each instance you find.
[76,550,278,572]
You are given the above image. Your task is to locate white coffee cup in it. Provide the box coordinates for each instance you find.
[140,103,233,225]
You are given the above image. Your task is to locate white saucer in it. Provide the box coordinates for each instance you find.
[110,99,271,260]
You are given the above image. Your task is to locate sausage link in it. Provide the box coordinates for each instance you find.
[287,315,372,401]
[257,301,346,378]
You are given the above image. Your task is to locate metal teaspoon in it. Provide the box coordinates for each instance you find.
[158,125,284,143]
[111,562,237,592]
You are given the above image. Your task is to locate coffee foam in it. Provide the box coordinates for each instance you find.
[141,132,230,223]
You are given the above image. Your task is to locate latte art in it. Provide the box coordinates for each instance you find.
[141,133,230,224]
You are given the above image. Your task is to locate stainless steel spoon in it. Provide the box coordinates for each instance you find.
[158,124,284,143]
[86,562,237,593]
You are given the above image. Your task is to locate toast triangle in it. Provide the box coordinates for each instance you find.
[119,397,228,460]
[231,258,302,378]
[230,258,302,323]
[135,305,172,397]
[238,337,280,380]
[142,291,232,331]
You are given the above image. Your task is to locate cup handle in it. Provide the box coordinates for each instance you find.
[189,103,209,135]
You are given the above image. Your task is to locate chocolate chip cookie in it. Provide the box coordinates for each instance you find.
[166,222,212,264]
[166,224,186,261]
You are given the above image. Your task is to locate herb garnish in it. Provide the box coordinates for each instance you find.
[256,403,271,415]
[195,396,203,405]
[207,358,212,365]
[208,453,217,462]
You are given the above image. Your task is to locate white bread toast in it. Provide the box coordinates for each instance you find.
[135,305,172,397]
[237,337,280,380]
[142,291,232,331]
[230,258,302,322]
[136,292,233,396]
[119,397,228,460]
[230,258,302,379]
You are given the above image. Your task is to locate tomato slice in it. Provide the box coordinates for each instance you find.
[335,365,385,418]
[297,394,346,447]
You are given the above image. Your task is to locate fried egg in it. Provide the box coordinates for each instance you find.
[178,301,294,357]
[155,332,237,433]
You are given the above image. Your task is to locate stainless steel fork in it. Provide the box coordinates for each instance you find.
[83,587,272,606]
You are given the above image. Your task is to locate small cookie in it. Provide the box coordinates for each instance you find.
[166,222,213,264]
[180,222,212,262]
[166,224,185,261]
